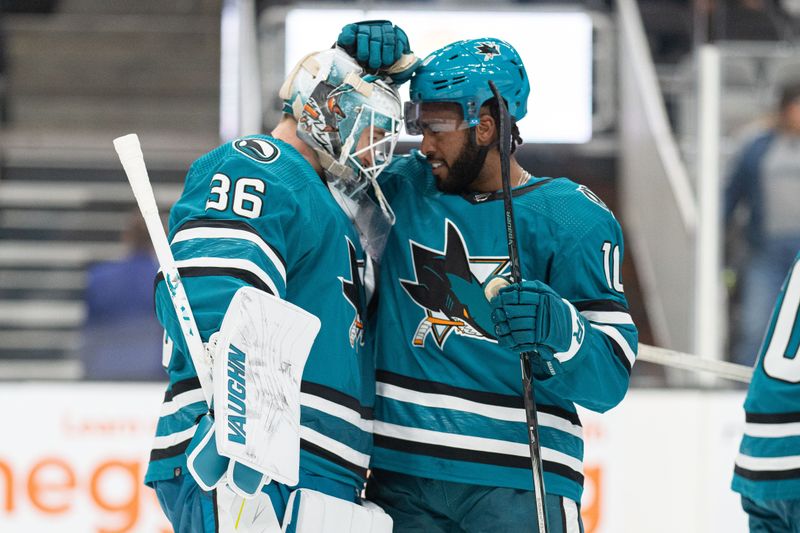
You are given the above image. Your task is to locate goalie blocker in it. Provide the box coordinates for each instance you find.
[186,286,321,498]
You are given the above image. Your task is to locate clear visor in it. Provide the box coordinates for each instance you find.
[326,105,400,262]
[403,101,471,136]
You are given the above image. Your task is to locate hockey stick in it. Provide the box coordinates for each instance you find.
[487,81,549,533]
[638,343,753,383]
[113,134,213,407]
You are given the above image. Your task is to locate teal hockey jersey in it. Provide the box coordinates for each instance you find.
[144,136,373,494]
[733,252,800,501]
[371,152,638,503]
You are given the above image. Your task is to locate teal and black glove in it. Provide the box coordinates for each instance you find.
[337,20,419,84]
[489,280,584,376]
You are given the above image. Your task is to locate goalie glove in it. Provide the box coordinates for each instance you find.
[336,20,420,85]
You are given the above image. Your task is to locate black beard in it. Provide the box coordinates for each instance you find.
[435,139,485,194]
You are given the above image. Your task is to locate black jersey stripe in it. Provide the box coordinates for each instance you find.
[746,411,800,424]
[734,464,800,482]
[176,218,287,269]
[374,434,584,485]
[573,299,629,313]
[163,377,202,402]
[606,334,633,375]
[301,381,374,419]
[377,370,581,425]
[377,370,523,408]
[149,438,191,462]
[537,403,583,427]
[155,267,275,296]
[300,438,368,479]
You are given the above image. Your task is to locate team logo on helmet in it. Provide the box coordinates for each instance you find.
[299,81,347,156]
[401,220,510,348]
[475,42,501,61]
[233,138,280,163]
[339,237,366,348]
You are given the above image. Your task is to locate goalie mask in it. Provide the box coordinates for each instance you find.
[280,47,402,260]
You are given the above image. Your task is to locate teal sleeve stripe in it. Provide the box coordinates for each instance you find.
[740,435,800,458]
[732,473,800,500]
[377,396,582,458]
[301,406,372,456]
[170,237,286,296]
[155,406,204,437]
[372,444,584,501]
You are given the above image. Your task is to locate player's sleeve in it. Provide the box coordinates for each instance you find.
[154,157,304,359]
[540,213,638,413]
[375,151,429,203]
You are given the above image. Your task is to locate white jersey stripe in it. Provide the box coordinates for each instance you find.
[590,323,637,368]
[581,310,634,325]
[735,452,800,471]
[171,226,287,283]
[160,388,206,417]
[300,426,370,469]
[554,300,583,364]
[744,421,800,439]
[377,381,582,438]
[152,425,198,450]
[301,392,374,434]
[173,257,280,296]
[373,421,583,473]
[562,497,581,533]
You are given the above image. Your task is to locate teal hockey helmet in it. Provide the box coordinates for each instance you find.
[407,38,529,132]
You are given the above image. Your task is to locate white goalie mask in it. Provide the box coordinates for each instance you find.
[280,47,402,261]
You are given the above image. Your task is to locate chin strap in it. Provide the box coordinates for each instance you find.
[469,127,497,179]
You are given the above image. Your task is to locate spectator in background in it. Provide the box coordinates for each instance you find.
[725,81,800,366]
[79,212,164,380]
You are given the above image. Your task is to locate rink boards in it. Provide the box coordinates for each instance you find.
[0,384,749,533]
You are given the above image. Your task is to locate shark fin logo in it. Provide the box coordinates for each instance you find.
[475,41,501,61]
[400,220,510,348]
[339,237,366,348]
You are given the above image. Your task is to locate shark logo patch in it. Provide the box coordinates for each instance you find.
[475,41,501,61]
[339,237,366,348]
[400,220,510,348]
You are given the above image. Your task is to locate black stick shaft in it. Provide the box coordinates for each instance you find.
[488,80,549,533]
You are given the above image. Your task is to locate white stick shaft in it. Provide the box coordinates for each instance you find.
[638,343,753,383]
[113,134,213,406]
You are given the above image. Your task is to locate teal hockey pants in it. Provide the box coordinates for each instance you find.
[367,468,584,533]
[742,496,800,533]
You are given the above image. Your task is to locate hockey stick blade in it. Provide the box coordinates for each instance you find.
[113,134,213,406]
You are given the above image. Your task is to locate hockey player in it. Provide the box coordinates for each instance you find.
[732,251,800,532]
[144,46,403,532]
[338,26,638,532]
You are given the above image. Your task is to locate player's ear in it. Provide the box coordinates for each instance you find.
[475,111,497,147]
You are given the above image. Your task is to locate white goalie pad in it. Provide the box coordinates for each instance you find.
[213,286,321,486]
[282,489,393,533]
